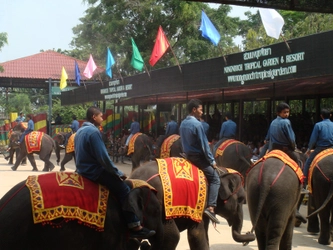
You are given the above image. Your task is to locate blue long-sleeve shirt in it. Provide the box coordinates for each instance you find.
[130,121,140,135]
[74,122,124,181]
[27,119,34,132]
[201,121,210,138]
[268,116,295,150]
[219,119,237,139]
[180,115,216,166]
[165,120,179,136]
[71,120,79,132]
[307,119,333,150]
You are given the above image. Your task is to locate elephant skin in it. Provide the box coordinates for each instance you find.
[246,157,302,250]
[129,134,154,172]
[155,135,183,158]
[130,160,255,250]
[9,131,55,172]
[5,146,27,165]
[53,132,67,166]
[307,154,333,245]
[0,178,163,250]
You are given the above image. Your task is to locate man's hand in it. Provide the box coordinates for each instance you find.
[120,175,127,180]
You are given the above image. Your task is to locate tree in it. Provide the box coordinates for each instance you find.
[0,32,8,72]
[70,0,241,77]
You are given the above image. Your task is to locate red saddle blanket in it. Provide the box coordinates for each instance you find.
[160,134,180,158]
[156,157,206,222]
[308,148,333,193]
[25,172,109,230]
[127,133,142,155]
[249,150,304,182]
[215,139,243,158]
[25,131,43,154]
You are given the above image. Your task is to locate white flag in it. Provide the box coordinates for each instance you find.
[259,8,284,39]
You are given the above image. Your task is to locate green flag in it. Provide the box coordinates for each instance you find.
[131,38,144,71]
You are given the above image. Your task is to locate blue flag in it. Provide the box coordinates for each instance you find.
[199,10,221,46]
[74,61,81,86]
[106,47,115,78]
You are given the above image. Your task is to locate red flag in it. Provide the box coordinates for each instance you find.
[149,26,170,67]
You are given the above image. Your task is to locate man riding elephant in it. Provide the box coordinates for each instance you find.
[124,115,140,154]
[74,106,155,239]
[16,114,34,146]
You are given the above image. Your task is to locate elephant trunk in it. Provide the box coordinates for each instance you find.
[231,224,255,243]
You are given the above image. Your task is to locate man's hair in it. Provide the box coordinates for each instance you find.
[276,102,290,113]
[321,108,331,119]
[187,99,202,114]
[132,115,137,121]
[170,114,175,120]
[86,106,102,122]
[19,112,23,115]
[26,114,32,119]
[72,115,77,120]
[225,111,232,120]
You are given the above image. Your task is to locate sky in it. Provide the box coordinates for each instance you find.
[0,1,256,63]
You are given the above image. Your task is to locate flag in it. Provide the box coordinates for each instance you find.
[259,8,284,39]
[59,66,68,90]
[199,10,221,46]
[74,61,81,86]
[83,54,97,79]
[106,48,115,78]
[149,26,170,67]
[131,38,144,71]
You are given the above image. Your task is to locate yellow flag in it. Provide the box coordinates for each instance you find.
[60,66,68,90]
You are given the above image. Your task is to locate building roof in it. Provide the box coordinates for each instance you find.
[0,50,104,88]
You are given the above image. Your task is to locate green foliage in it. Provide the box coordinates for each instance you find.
[0,32,8,72]
[6,93,32,114]
[51,98,90,124]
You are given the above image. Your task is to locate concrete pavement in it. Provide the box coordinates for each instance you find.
[0,152,332,249]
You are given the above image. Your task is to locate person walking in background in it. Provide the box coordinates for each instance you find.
[219,111,237,141]
[124,115,140,153]
[16,114,34,145]
[180,99,221,224]
[60,115,80,149]
[165,114,179,137]
[74,106,155,238]
[54,113,62,125]
[303,108,333,186]
[200,115,210,140]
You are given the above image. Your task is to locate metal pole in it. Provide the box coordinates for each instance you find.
[48,78,52,135]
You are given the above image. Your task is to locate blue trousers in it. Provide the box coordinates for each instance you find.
[187,153,220,207]
[19,129,33,143]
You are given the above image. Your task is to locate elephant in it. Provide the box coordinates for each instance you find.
[0,174,163,250]
[154,134,183,158]
[9,131,55,172]
[127,133,154,172]
[54,132,75,171]
[212,139,253,179]
[306,153,333,245]
[129,158,256,250]
[4,146,27,165]
[246,150,303,250]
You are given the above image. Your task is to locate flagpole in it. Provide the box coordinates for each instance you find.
[115,64,124,84]
[144,63,151,78]
[218,45,227,65]
[280,34,291,53]
[97,74,104,86]
[168,46,182,73]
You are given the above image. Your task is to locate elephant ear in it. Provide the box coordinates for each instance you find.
[218,173,241,201]
[122,187,145,221]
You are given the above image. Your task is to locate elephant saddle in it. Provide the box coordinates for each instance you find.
[127,132,142,155]
[308,148,333,193]
[215,139,243,158]
[25,172,109,231]
[156,157,206,222]
[66,133,76,153]
[25,131,43,154]
[249,150,304,182]
[160,134,180,158]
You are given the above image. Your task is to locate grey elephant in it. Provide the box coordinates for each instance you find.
[0,173,163,250]
[130,158,255,250]
[54,132,75,171]
[154,134,183,158]
[246,150,303,250]
[9,131,55,172]
[306,152,333,245]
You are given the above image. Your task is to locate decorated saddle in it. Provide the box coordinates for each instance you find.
[215,139,244,158]
[308,148,333,193]
[25,172,155,231]
[66,133,76,153]
[25,131,44,154]
[160,134,180,158]
[127,132,142,155]
[156,157,206,222]
[248,150,304,183]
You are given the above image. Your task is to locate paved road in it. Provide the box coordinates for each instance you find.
[0,152,332,249]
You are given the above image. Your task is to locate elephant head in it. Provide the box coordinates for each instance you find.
[216,170,255,244]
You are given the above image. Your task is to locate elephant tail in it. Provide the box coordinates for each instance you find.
[307,182,333,218]
[249,183,271,233]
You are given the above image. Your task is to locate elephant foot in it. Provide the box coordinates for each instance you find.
[60,168,66,172]
[11,166,17,171]
[5,156,10,160]
[308,227,320,234]
[8,162,13,165]
[42,168,49,172]
[49,165,55,171]
[318,237,331,245]
[296,211,307,224]
[32,168,38,171]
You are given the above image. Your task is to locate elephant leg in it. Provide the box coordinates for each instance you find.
[254,217,267,250]
[60,153,73,171]
[280,214,295,250]
[11,150,28,171]
[160,220,180,250]
[295,194,307,227]
[266,213,290,250]
[318,208,331,245]
[27,154,38,171]
[307,194,320,233]
[187,220,209,250]
[40,151,54,172]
